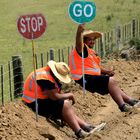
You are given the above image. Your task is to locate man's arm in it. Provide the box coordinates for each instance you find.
[44,89,75,105]
[37,80,75,104]
[75,24,85,53]
[100,66,115,77]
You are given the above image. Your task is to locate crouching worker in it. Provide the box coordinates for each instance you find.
[22,60,96,139]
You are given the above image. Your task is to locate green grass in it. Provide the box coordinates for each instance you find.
[0,0,140,74]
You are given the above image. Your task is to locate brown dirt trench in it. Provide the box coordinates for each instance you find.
[0,59,140,140]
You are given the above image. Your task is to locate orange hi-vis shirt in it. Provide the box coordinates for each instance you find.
[22,66,60,103]
[69,45,101,80]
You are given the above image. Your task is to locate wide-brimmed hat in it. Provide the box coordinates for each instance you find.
[83,30,102,39]
[48,60,71,83]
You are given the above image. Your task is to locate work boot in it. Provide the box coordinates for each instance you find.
[83,124,95,132]
[119,104,132,112]
[128,99,140,106]
[90,123,106,133]
[134,101,140,108]
[75,129,90,139]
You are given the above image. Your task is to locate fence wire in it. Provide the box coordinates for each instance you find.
[0,18,140,105]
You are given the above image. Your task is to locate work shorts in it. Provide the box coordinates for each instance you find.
[26,98,64,119]
[76,74,110,95]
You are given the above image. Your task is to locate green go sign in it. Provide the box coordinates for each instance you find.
[68,0,96,24]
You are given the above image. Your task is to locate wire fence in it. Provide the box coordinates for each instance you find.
[0,18,140,105]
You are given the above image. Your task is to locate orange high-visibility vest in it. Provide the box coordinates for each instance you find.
[69,45,101,80]
[22,66,60,103]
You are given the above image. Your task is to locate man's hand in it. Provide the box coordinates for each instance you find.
[107,66,115,76]
[45,89,75,105]
[77,24,85,33]
[101,66,115,77]
[76,24,86,53]
[106,70,115,77]
[67,93,75,105]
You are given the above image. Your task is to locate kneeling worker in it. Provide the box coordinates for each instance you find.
[22,60,100,138]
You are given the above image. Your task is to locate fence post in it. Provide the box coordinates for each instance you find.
[61,49,64,62]
[8,61,12,101]
[100,37,104,58]
[58,49,61,62]
[101,33,106,57]
[68,47,70,65]
[35,54,38,69]
[116,25,121,50]
[138,19,140,38]
[1,65,4,106]
[132,19,136,38]
[47,51,49,62]
[50,49,54,60]
[12,55,24,98]
[41,53,44,67]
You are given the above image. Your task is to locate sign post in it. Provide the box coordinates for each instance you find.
[17,13,47,121]
[68,0,96,94]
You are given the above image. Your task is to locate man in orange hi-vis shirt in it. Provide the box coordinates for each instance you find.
[22,60,106,138]
[69,24,140,112]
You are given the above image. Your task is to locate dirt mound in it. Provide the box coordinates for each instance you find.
[0,59,140,140]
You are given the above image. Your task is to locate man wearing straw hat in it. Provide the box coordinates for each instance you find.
[22,60,105,138]
[69,24,140,112]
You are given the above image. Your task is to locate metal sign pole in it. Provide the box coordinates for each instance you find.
[17,13,47,122]
[81,33,86,94]
[31,33,38,122]
[68,1,96,95]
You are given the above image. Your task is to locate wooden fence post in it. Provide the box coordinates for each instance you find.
[50,49,54,60]
[138,19,140,38]
[8,61,12,101]
[58,49,61,62]
[47,51,49,62]
[116,25,121,50]
[127,22,131,40]
[132,19,136,38]
[1,65,4,106]
[101,33,106,57]
[12,55,24,98]
[35,54,38,69]
[100,37,104,58]
[41,53,44,67]
[136,19,139,38]
[68,47,70,65]
[61,49,64,62]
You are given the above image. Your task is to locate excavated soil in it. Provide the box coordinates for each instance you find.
[0,59,140,140]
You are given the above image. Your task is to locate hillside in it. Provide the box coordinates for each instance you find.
[0,59,140,140]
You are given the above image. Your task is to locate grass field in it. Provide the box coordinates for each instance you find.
[0,0,140,68]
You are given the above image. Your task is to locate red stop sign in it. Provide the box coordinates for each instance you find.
[17,14,47,39]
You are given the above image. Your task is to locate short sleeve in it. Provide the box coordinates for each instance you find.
[37,80,55,91]
[76,45,88,58]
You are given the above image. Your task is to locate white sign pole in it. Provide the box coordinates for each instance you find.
[31,32,38,122]
[69,1,96,95]
[17,14,47,122]
[81,33,86,94]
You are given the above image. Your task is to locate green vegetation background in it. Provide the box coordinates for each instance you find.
[0,0,140,76]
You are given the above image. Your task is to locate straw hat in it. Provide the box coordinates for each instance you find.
[83,30,102,39]
[48,60,71,83]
